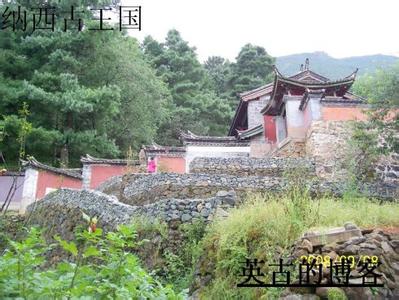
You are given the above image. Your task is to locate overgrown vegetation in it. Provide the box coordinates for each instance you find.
[0,218,183,299]
[347,63,399,185]
[197,189,399,299]
[130,216,207,293]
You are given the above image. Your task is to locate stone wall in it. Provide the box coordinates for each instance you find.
[305,121,351,181]
[273,139,306,158]
[282,224,399,299]
[120,173,286,206]
[98,172,396,207]
[189,157,315,177]
[25,189,238,267]
[306,120,399,186]
[26,189,238,237]
[376,153,399,184]
[191,222,399,299]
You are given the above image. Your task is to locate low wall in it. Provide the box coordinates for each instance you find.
[100,173,396,207]
[189,157,314,176]
[120,173,287,206]
[26,189,238,238]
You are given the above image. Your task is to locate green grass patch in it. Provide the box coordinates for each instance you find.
[199,189,399,298]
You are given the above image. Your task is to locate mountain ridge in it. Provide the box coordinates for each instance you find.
[276,52,399,79]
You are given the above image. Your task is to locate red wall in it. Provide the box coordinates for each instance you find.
[36,170,82,199]
[157,157,186,173]
[264,115,277,143]
[322,107,367,121]
[89,165,129,189]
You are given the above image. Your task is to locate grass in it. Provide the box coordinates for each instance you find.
[198,188,399,299]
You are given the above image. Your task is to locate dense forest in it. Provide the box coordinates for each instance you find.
[0,0,398,168]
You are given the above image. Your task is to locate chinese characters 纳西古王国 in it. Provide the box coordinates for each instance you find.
[1,5,141,32]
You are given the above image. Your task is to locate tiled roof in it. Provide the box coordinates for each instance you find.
[180,131,249,146]
[21,157,82,179]
[237,124,264,140]
[80,154,139,165]
[239,83,274,101]
[143,143,186,156]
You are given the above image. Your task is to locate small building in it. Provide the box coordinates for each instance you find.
[229,64,365,157]
[144,62,367,167]
[19,157,82,213]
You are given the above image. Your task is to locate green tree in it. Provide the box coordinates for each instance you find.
[352,63,399,153]
[0,0,169,167]
[143,30,232,143]
[225,44,275,107]
[204,56,231,97]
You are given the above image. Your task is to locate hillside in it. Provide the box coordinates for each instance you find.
[276,51,399,79]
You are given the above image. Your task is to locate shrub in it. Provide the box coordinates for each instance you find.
[0,219,183,299]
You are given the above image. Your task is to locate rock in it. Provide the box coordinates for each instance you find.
[343,287,373,300]
[342,244,360,255]
[196,203,204,212]
[200,209,210,217]
[389,240,399,251]
[170,214,180,220]
[342,236,366,247]
[344,222,359,231]
[181,214,192,222]
[214,207,229,219]
[299,239,313,253]
[381,241,394,253]
[216,190,229,197]
[359,243,378,250]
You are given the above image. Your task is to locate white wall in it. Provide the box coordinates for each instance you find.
[247,96,270,128]
[20,168,38,213]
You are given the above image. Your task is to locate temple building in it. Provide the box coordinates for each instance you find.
[143,61,367,171]
[230,62,364,157]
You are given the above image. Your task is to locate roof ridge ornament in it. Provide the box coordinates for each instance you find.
[305,58,310,71]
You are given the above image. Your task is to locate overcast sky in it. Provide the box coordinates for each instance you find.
[122,0,399,62]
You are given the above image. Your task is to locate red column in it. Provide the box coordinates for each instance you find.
[264,115,277,143]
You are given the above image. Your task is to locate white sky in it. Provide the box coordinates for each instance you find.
[122,0,399,62]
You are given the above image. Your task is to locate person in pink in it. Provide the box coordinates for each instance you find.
[147,157,156,173]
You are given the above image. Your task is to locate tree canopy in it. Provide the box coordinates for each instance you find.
[0,1,169,167]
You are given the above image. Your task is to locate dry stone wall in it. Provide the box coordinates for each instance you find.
[189,157,315,177]
[25,189,239,267]
[376,153,399,184]
[120,173,288,206]
[282,224,399,299]
[26,189,239,240]
[306,120,399,187]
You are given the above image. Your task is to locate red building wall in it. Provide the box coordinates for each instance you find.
[322,107,367,121]
[157,157,186,173]
[264,115,277,143]
[36,170,82,200]
[89,165,131,189]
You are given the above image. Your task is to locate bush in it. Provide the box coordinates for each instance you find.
[0,219,183,299]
